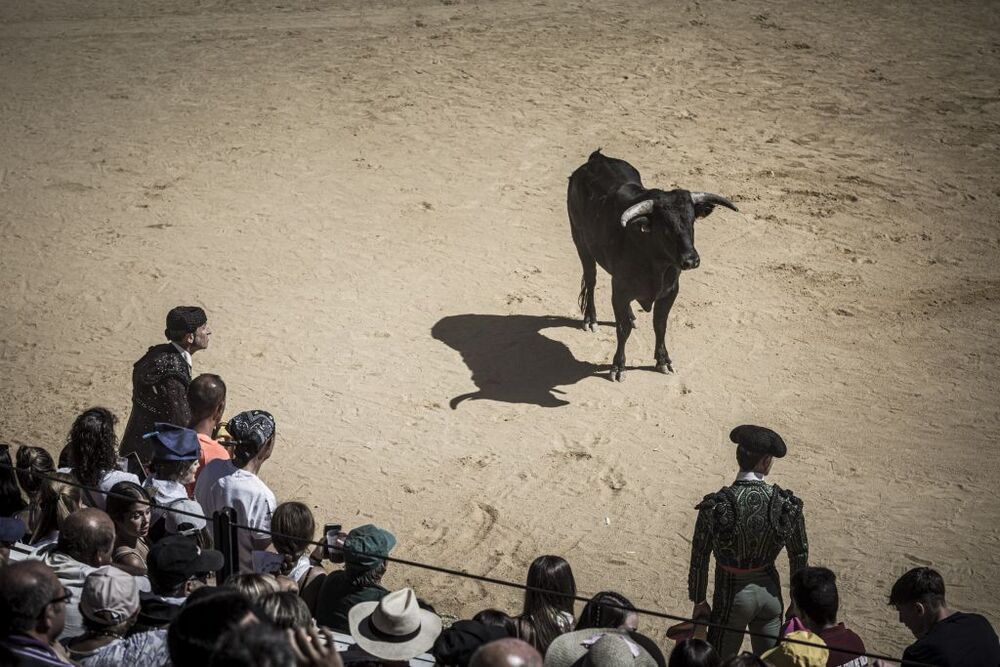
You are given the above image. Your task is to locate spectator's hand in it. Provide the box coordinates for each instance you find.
[692,601,711,620]
[288,627,343,667]
[325,532,348,563]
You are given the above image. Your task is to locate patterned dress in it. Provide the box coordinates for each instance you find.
[688,478,808,656]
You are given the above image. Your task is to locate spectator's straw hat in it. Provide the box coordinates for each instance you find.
[544,630,657,667]
[349,588,442,661]
[760,630,829,667]
[80,565,139,625]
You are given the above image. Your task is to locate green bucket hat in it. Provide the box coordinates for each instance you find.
[344,524,396,570]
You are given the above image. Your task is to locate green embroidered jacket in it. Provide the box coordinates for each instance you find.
[688,479,808,603]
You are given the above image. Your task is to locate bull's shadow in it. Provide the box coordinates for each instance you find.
[432,314,603,408]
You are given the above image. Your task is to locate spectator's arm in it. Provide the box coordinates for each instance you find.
[113,552,148,576]
[786,505,808,575]
[688,507,712,603]
[247,493,276,552]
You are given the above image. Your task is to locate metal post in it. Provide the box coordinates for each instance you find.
[213,507,239,582]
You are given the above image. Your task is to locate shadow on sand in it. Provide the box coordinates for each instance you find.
[432,314,604,408]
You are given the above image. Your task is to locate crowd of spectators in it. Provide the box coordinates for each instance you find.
[0,308,997,667]
[3,417,998,667]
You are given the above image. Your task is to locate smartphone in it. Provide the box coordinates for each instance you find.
[324,523,342,559]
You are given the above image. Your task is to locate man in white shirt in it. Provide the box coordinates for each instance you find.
[194,457,235,515]
[200,410,277,573]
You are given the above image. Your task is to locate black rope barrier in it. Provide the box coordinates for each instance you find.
[1,462,927,665]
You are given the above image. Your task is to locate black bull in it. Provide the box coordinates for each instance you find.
[568,150,738,381]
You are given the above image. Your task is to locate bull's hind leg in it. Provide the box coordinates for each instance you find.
[572,229,598,332]
[610,287,634,382]
[653,286,679,373]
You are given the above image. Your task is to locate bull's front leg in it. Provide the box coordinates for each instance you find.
[610,288,634,382]
[653,285,679,373]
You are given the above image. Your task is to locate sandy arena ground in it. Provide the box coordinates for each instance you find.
[2,0,999,657]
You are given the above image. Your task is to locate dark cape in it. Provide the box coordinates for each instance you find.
[120,343,192,465]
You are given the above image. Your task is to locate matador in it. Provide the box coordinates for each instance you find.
[687,425,809,658]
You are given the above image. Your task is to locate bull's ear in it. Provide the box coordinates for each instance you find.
[616,182,646,204]
[690,191,739,219]
[693,202,717,219]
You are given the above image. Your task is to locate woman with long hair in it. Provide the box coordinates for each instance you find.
[65,407,139,510]
[15,445,54,500]
[577,590,637,631]
[577,591,667,667]
[0,444,28,519]
[271,501,326,612]
[106,481,151,575]
[521,554,577,653]
[28,472,84,547]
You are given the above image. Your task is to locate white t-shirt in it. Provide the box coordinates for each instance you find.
[57,467,141,511]
[143,477,189,525]
[194,459,236,514]
[207,468,276,572]
[92,470,143,510]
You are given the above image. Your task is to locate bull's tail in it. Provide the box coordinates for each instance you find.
[578,275,593,316]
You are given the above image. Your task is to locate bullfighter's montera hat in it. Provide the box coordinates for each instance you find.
[165,306,207,335]
[729,425,787,458]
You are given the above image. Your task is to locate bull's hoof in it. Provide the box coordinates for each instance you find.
[582,320,597,332]
[655,362,673,374]
[610,367,626,382]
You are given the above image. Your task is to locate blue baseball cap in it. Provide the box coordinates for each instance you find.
[145,423,200,462]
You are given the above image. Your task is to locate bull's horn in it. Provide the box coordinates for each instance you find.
[690,192,739,212]
[620,200,654,227]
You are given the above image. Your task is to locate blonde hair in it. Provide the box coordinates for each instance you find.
[224,572,280,602]
[30,472,84,545]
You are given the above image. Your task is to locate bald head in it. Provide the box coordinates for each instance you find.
[0,560,62,635]
[59,508,115,566]
[470,638,543,667]
[188,373,227,424]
